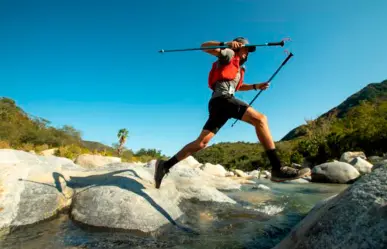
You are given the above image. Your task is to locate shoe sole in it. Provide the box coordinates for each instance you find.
[270,170,312,183]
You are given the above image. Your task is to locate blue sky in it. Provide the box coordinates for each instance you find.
[1,0,386,156]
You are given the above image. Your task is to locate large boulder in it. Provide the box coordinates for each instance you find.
[200,163,227,177]
[340,151,366,163]
[349,157,373,174]
[273,161,387,249]
[70,167,184,233]
[312,161,360,183]
[0,149,74,237]
[75,154,121,168]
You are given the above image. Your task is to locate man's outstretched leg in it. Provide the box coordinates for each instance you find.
[154,130,215,188]
[241,107,311,182]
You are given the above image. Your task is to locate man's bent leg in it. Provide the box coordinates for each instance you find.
[241,107,275,150]
[164,129,215,171]
[240,106,311,181]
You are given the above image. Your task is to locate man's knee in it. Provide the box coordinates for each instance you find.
[252,113,268,127]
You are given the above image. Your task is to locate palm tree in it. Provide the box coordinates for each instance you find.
[117,128,129,155]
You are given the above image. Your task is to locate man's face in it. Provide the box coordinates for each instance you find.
[238,47,249,60]
[238,47,249,64]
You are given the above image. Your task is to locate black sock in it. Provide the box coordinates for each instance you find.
[266,149,282,171]
[164,155,179,170]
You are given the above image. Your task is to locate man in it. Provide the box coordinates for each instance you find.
[154,37,311,189]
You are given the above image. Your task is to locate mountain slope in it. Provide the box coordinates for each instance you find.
[281,79,387,141]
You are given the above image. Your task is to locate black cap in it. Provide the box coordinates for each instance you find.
[233,37,256,52]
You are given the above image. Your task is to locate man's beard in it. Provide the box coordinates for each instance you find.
[240,56,248,65]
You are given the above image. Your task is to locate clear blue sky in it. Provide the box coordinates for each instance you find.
[1,0,386,156]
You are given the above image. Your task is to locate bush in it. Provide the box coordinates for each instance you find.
[55,144,91,160]
[0,140,10,149]
[17,143,35,152]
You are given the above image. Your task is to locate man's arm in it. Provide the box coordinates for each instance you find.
[201,40,244,56]
[238,82,270,91]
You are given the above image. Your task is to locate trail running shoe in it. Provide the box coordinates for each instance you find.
[271,166,311,182]
[154,159,169,189]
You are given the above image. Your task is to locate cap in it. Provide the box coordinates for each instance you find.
[233,37,256,52]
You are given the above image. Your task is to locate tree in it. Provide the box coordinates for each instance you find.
[117,128,129,155]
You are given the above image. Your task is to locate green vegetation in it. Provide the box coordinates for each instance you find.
[0,97,166,162]
[194,80,387,171]
[1,79,386,170]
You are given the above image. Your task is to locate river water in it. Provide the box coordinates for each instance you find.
[1,179,348,249]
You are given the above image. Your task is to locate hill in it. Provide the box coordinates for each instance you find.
[0,97,166,161]
[281,79,387,141]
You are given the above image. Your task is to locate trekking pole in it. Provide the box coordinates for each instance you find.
[158,38,290,53]
[231,51,294,127]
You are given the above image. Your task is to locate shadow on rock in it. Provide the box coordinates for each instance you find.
[52,170,199,235]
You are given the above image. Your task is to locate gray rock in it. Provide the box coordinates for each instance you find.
[288,178,311,184]
[200,163,227,177]
[252,184,270,190]
[312,161,360,184]
[1,151,242,235]
[340,151,366,163]
[0,149,73,236]
[291,163,302,169]
[249,170,260,178]
[273,161,387,249]
[71,171,184,233]
[234,169,248,178]
[349,157,373,174]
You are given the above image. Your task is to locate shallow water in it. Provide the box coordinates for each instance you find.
[0,179,348,249]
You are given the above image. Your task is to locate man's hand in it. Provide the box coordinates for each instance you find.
[226,41,243,50]
[255,82,270,90]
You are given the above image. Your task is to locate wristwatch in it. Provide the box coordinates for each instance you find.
[219,42,225,46]
[253,84,257,90]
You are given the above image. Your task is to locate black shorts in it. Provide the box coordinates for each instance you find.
[203,95,249,133]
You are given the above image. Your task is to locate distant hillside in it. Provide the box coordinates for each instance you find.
[281,79,387,141]
[0,97,113,151]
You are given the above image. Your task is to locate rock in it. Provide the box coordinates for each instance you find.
[225,171,235,177]
[75,154,121,168]
[40,148,58,156]
[291,163,302,169]
[237,179,256,185]
[273,161,387,249]
[312,161,360,184]
[288,178,310,184]
[249,170,260,178]
[349,157,373,174]
[0,151,240,234]
[200,163,227,177]
[263,170,271,179]
[0,149,74,236]
[252,184,270,190]
[173,156,202,169]
[234,169,247,177]
[340,151,366,163]
[71,169,184,233]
